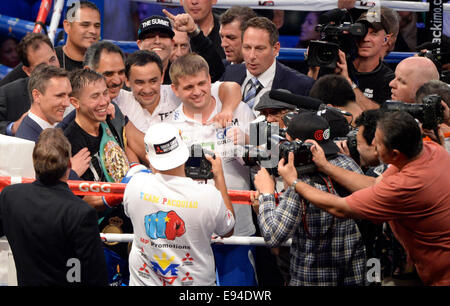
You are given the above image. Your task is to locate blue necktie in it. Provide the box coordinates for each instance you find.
[243,77,261,109]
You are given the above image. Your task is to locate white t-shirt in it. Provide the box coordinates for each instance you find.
[166,85,256,236]
[115,86,181,133]
[124,172,234,286]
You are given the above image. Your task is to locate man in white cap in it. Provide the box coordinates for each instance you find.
[123,122,235,286]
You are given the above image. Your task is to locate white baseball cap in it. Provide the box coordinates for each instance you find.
[144,123,189,171]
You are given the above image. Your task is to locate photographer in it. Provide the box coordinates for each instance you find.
[123,123,235,286]
[414,80,450,151]
[253,112,366,286]
[334,7,399,110]
[280,111,450,285]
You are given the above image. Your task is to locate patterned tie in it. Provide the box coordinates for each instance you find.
[243,77,261,109]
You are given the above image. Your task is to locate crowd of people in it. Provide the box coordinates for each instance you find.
[0,0,449,287]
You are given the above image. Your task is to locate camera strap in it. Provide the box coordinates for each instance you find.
[301,173,337,240]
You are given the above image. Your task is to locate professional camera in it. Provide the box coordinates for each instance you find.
[184,144,215,180]
[417,42,450,84]
[334,129,360,164]
[307,9,367,69]
[242,140,317,177]
[382,94,444,130]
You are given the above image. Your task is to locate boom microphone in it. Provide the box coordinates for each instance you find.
[268,89,352,117]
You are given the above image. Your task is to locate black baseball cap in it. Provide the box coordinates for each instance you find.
[138,15,175,40]
[286,112,339,156]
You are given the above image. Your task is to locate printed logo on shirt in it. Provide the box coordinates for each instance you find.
[138,262,152,279]
[181,272,194,286]
[181,253,195,266]
[364,88,374,99]
[158,110,174,121]
[140,192,199,208]
[145,210,186,240]
[150,252,180,286]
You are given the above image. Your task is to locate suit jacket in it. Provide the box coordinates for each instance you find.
[220,60,315,97]
[15,115,81,180]
[0,180,108,286]
[15,114,42,142]
[0,77,31,134]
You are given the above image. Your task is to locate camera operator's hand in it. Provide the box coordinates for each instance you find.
[205,153,224,181]
[335,50,352,84]
[304,139,330,172]
[423,124,446,148]
[334,139,351,156]
[250,191,260,215]
[277,152,298,187]
[254,168,275,194]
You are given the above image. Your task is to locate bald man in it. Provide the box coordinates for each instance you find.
[390,56,440,103]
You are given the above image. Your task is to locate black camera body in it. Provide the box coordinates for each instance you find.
[307,18,366,69]
[184,144,214,180]
[382,94,444,130]
[243,140,316,177]
[334,129,360,164]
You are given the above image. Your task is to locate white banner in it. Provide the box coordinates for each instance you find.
[131,0,450,12]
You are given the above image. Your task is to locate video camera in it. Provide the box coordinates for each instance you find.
[243,140,316,177]
[382,94,444,130]
[307,9,367,69]
[417,42,450,84]
[242,119,318,177]
[184,144,215,180]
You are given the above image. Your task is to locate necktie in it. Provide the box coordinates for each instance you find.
[243,77,261,109]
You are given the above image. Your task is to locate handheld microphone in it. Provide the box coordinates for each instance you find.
[268,89,352,117]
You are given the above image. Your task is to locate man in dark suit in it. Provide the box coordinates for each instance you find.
[15,65,71,142]
[0,33,60,136]
[221,17,314,113]
[0,128,108,286]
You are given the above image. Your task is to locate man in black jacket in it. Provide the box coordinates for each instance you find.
[0,128,108,286]
[0,33,60,136]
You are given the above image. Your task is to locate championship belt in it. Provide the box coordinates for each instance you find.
[99,122,130,183]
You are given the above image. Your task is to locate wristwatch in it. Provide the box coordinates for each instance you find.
[188,26,201,38]
[290,179,300,190]
[258,193,273,203]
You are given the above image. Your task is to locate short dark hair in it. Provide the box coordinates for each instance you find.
[65,0,100,21]
[220,6,257,31]
[242,17,278,46]
[415,80,450,107]
[83,41,125,70]
[28,64,68,102]
[125,50,163,79]
[17,33,54,67]
[69,68,105,99]
[310,74,356,107]
[33,128,71,184]
[354,109,381,145]
[377,111,423,159]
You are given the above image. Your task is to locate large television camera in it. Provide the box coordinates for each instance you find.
[242,120,318,177]
[381,94,444,130]
[307,9,367,69]
[184,144,215,180]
